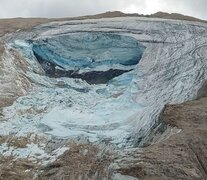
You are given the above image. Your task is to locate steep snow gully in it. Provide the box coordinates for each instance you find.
[1,17,207,162]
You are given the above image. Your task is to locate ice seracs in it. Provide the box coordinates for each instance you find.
[32,33,144,70]
[31,33,145,84]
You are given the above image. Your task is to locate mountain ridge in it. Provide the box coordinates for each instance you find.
[56,11,207,23]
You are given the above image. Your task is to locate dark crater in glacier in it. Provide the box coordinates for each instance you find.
[32,33,145,84]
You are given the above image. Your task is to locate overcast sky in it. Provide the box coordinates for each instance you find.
[0,0,206,20]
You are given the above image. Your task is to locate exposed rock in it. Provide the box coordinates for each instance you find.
[115,98,207,179]
[149,12,207,23]
[39,143,113,180]
[0,18,50,37]
[0,46,32,107]
[51,68,132,84]
[0,156,39,180]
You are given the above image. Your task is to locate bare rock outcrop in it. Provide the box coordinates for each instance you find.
[116,97,207,179]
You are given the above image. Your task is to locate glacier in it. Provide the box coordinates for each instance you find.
[1,16,207,161]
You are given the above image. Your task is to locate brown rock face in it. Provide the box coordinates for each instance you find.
[116,98,207,180]
[0,46,32,108]
[39,143,113,180]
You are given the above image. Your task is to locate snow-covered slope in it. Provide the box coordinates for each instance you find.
[1,17,207,161]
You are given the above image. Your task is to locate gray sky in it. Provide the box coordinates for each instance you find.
[0,0,207,20]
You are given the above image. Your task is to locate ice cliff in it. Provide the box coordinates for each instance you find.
[1,17,207,161]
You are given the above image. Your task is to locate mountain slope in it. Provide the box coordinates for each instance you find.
[149,11,207,23]
[0,13,207,179]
